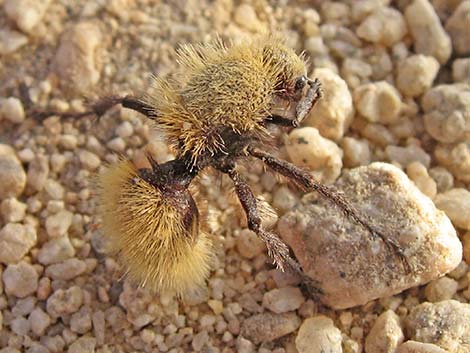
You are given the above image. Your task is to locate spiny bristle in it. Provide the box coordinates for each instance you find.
[98,160,214,295]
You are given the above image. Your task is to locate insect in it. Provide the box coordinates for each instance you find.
[60,35,409,296]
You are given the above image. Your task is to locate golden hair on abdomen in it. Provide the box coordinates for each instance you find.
[98,160,214,295]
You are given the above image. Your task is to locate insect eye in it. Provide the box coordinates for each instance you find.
[295,76,307,91]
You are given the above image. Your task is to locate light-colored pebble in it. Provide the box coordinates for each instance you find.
[3,0,51,33]
[445,1,470,56]
[67,336,96,353]
[233,4,265,32]
[0,150,26,199]
[396,55,440,97]
[262,287,305,314]
[27,155,49,193]
[45,258,87,280]
[11,316,30,335]
[70,307,92,334]
[0,97,25,124]
[0,29,28,55]
[452,58,470,84]
[0,223,36,264]
[356,7,407,46]
[406,300,470,352]
[3,262,38,298]
[423,84,470,144]
[236,229,265,259]
[278,162,462,309]
[434,141,470,183]
[37,236,76,265]
[406,161,437,199]
[116,121,134,138]
[47,286,84,318]
[240,312,301,344]
[237,337,255,353]
[354,81,402,125]
[272,186,298,214]
[434,188,470,230]
[405,0,452,64]
[54,22,102,95]
[424,276,458,302]
[286,127,343,184]
[295,316,342,353]
[341,137,371,168]
[1,198,26,222]
[304,68,354,141]
[44,179,65,200]
[92,310,105,346]
[429,167,454,193]
[192,330,209,351]
[365,310,404,353]
[45,209,73,237]
[397,341,449,353]
[385,145,431,168]
[29,307,51,336]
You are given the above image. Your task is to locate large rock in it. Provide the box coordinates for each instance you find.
[278,162,462,309]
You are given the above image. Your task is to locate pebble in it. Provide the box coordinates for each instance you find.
[0,29,28,55]
[240,312,301,344]
[11,316,30,335]
[354,81,402,125]
[45,209,73,237]
[445,1,470,56]
[67,336,96,353]
[295,316,342,353]
[3,0,51,33]
[54,22,102,95]
[262,287,305,314]
[406,300,470,352]
[44,179,65,200]
[396,55,440,97]
[406,161,437,199]
[304,68,354,141]
[278,162,462,309]
[233,4,265,32]
[27,155,49,193]
[428,167,453,193]
[356,7,407,46]
[1,198,26,223]
[286,127,343,184]
[70,307,92,334]
[192,330,209,351]
[106,137,126,152]
[46,286,84,318]
[0,223,37,264]
[3,262,38,298]
[434,188,470,230]
[397,341,449,353]
[237,337,255,353]
[365,310,404,353]
[0,149,26,199]
[37,236,76,265]
[272,186,298,214]
[424,276,458,302]
[45,258,87,280]
[434,141,470,183]
[385,145,431,169]
[422,84,470,144]
[236,229,265,259]
[116,121,134,138]
[29,308,51,336]
[341,137,371,168]
[405,0,452,64]
[452,59,470,85]
[92,310,105,346]
[0,97,25,124]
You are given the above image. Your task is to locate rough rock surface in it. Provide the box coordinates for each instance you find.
[295,316,342,353]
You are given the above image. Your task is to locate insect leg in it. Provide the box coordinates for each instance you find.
[248,147,411,273]
[294,77,323,125]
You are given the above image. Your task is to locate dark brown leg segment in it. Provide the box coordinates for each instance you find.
[248,147,411,272]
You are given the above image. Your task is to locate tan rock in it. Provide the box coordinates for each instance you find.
[295,316,342,353]
[397,341,449,353]
[365,310,404,353]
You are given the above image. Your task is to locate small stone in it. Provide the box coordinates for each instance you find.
[1,198,26,222]
[237,337,255,353]
[70,307,92,334]
[405,0,452,64]
[396,55,440,97]
[304,68,354,141]
[295,316,342,353]
[27,155,49,193]
[236,229,265,259]
[192,330,209,351]
[37,236,75,265]
[397,341,449,353]
[365,310,404,353]
[45,209,73,237]
[67,336,96,353]
[385,145,431,168]
[0,151,26,199]
[286,127,343,184]
[354,81,402,125]
[44,179,64,200]
[10,316,30,335]
[92,310,105,346]
[0,29,28,54]
[0,223,37,264]
[54,22,102,95]
[106,137,126,152]
[452,58,470,84]
[445,1,470,56]
[262,287,305,313]
[234,4,264,32]
[361,123,397,147]
[278,162,462,309]
[423,84,470,144]
[406,161,437,199]
[356,7,407,46]
[3,0,51,33]
[45,258,87,280]
[3,262,38,298]
[424,276,458,302]
[434,188,470,230]
[406,300,470,352]
[272,186,298,213]
[12,296,36,316]
[0,97,25,124]
[241,312,301,344]
[434,141,470,183]
[116,121,134,138]
[29,307,51,336]
[47,286,83,318]
[341,137,371,168]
